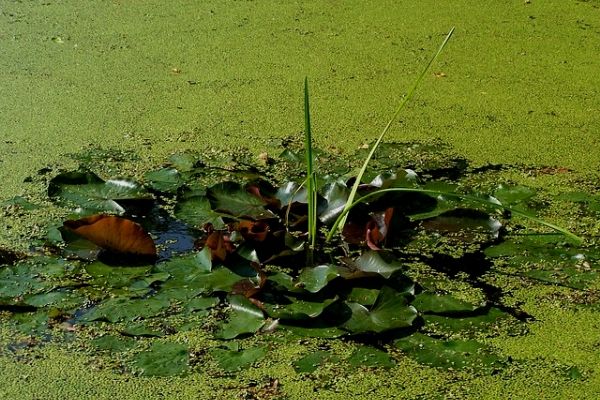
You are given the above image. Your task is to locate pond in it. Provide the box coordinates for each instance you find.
[1,1,599,399]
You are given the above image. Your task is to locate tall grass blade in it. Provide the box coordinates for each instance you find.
[327,27,455,242]
[304,78,317,251]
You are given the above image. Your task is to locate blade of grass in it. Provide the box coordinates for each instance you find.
[327,27,455,242]
[304,78,317,250]
[331,187,584,245]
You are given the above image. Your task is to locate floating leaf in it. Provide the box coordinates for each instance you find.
[412,292,481,314]
[49,171,152,214]
[293,351,340,373]
[80,295,171,323]
[216,295,265,339]
[394,333,502,371]
[210,343,268,372]
[347,346,395,368]
[281,324,346,338]
[421,209,501,241]
[63,215,157,260]
[132,342,188,376]
[424,307,509,334]
[85,262,153,288]
[493,184,536,206]
[319,180,351,225]
[342,286,417,334]
[144,168,184,193]
[263,297,336,320]
[347,251,405,279]
[297,265,341,293]
[208,182,273,219]
[174,195,226,229]
[91,335,136,352]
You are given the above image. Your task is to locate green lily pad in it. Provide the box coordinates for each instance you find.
[342,286,418,334]
[80,295,171,323]
[144,168,184,193]
[210,342,268,372]
[48,171,152,214]
[280,324,346,338]
[91,335,136,352]
[121,322,165,337]
[208,182,272,219]
[293,350,340,373]
[319,180,351,225]
[132,342,189,376]
[347,346,395,368]
[347,288,380,306]
[297,265,341,293]
[492,184,536,206]
[394,333,503,371]
[263,297,337,320]
[412,292,481,314]
[424,307,509,334]
[85,262,153,289]
[216,295,265,339]
[350,251,406,279]
[174,195,226,229]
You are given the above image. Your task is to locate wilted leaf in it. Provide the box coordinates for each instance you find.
[63,215,157,259]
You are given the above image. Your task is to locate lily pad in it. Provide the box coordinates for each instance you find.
[293,350,340,373]
[48,171,152,214]
[144,167,184,193]
[297,265,341,293]
[210,342,268,372]
[174,195,226,229]
[132,342,189,376]
[347,345,395,368]
[342,286,418,334]
[394,333,503,371]
[412,292,481,314]
[216,295,265,339]
[208,182,273,219]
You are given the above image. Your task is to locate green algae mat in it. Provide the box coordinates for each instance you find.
[1,1,600,399]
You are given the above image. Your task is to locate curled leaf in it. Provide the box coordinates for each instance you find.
[63,215,156,259]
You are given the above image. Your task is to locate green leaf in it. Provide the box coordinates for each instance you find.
[319,180,351,225]
[80,296,171,323]
[174,195,226,229]
[263,297,337,320]
[144,168,184,193]
[347,346,395,368]
[120,322,165,337]
[132,342,189,376]
[351,251,406,279]
[394,333,502,371]
[343,286,417,334]
[293,351,339,373]
[208,182,273,219]
[492,184,536,206]
[91,335,136,352]
[412,292,481,314]
[85,262,153,289]
[48,171,152,214]
[216,295,265,339]
[424,307,509,334]
[297,265,341,293]
[210,343,268,372]
[280,324,346,338]
[347,288,380,306]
